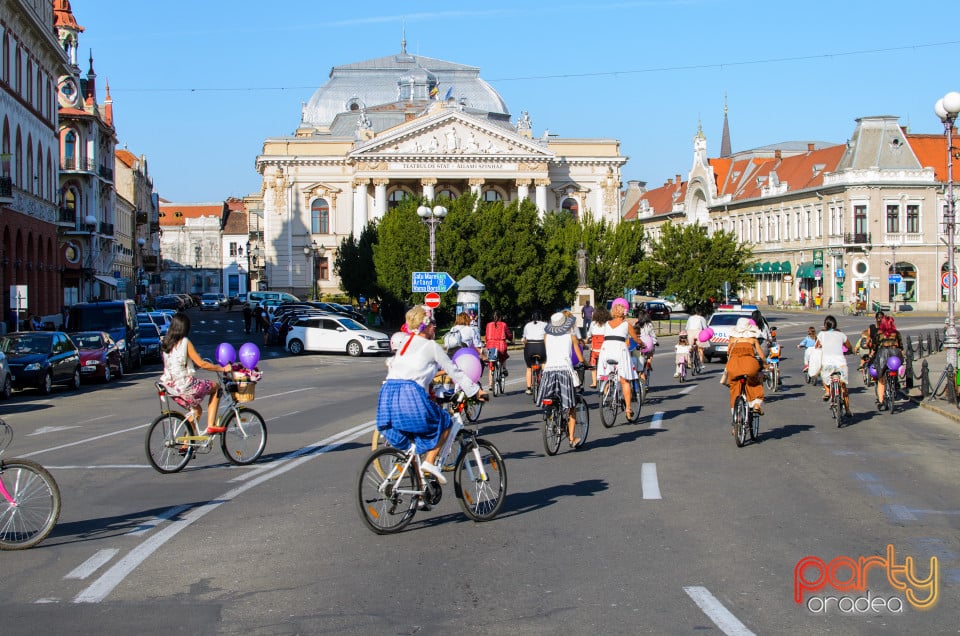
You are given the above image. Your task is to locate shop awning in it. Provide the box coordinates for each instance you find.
[795,262,816,279]
[761,262,772,273]
[780,261,792,274]
[770,262,782,273]
[94,275,118,287]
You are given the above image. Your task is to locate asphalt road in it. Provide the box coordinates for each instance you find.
[1,309,958,635]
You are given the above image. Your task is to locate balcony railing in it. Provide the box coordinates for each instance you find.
[99,222,114,236]
[844,232,872,245]
[61,157,97,172]
[98,165,114,181]
[0,176,11,199]
[58,207,76,224]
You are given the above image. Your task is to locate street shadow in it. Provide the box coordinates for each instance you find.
[0,401,55,415]
[760,423,815,440]
[40,501,221,546]
[583,425,668,450]
[412,479,610,528]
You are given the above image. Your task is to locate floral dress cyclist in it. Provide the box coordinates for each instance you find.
[597,298,642,420]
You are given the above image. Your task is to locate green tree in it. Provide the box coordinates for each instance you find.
[373,202,427,309]
[636,222,753,309]
[333,222,379,302]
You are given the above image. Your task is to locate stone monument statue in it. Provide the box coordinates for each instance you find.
[577,243,588,288]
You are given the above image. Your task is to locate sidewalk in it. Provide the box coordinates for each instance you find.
[905,349,960,423]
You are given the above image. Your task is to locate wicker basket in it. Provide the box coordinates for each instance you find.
[231,381,256,402]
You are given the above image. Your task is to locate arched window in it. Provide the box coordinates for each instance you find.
[388,189,408,209]
[26,60,33,105]
[64,131,76,169]
[311,198,329,234]
[561,196,579,221]
[482,189,502,202]
[2,34,8,83]
[436,188,457,201]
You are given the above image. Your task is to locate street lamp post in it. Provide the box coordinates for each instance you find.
[935,90,960,403]
[85,214,97,301]
[417,204,448,272]
[303,242,316,300]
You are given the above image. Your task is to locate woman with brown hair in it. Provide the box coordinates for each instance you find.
[723,317,766,418]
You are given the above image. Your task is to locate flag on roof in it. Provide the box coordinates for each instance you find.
[429,84,439,98]
[444,86,454,101]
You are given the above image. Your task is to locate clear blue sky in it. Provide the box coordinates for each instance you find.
[74,0,959,203]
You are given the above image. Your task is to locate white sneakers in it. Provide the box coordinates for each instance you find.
[421,461,447,485]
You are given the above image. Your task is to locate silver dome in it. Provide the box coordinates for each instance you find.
[301,51,510,128]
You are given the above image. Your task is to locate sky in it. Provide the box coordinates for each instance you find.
[71,0,960,203]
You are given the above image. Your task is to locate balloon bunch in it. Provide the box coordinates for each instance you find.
[451,347,483,384]
[216,342,263,382]
[698,328,715,343]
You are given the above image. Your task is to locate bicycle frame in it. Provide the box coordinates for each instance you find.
[154,378,246,449]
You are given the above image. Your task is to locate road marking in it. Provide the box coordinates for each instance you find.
[19,423,152,459]
[255,387,312,400]
[680,385,696,395]
[73,423,372,603]
[128,504,193,536]
[65,549,120,580]
[683,586,755,636]
[76,415,116,425]
[641,462,661,499]
[45,465,150,470]
[29,426,80,436]
[650,411,664,429]
[274,411,302,419]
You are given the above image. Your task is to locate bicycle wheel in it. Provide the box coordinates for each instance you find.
[830,384,841,426]
[749,408,760,441]
[885,378,897,414]
[0,459,61,550]
[542,406,563,456]
[496,365,505,396]
[692,353,703,376]
[220,407,268,465]
[454,438,507,521]
[678,363,686,383]
[733,395,749,447]
[843,304,854,316]
[625,379,642,423]
[357,448,418,534]
[492,365,502,396]
[464,396,483,423]
[573,395,590,448]
[763,367,776,392]
[145,412,195,474]
[599,381,619,428]
[531,368,541,403]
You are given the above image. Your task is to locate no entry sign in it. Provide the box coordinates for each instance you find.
[424,292,441,308]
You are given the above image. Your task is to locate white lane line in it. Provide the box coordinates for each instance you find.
[274,411,302,419]
[229,419,375,483]
[683,586,755,636]
[680,384,696,395]
[128,504,193,536]
[29,426,80,436]
[76,415,116,425]
[73,423,372,604]
[255,387,312,400]
[19,423,152,459]
[641,462,661,499]
[45,465,150,470]
[65,549,120,580]
[650,411,665,429]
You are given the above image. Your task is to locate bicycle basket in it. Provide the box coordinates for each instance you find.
[487,347,500,360]
[231,381,257,402]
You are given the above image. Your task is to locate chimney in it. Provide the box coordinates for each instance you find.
[675,174,682,184]
[774,149,782,160]
[807,143,815,152]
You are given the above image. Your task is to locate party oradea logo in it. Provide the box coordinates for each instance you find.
[794,544,938,614]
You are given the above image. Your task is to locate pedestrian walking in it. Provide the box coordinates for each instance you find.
[243,304,252,334]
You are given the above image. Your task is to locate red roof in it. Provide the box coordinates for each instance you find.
[907,133,951,181]
[115,149,137,168]
[159,203,225,227]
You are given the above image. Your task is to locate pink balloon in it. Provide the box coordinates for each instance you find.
[454,352,483,384]
[698,328,714,343]
[640,335,654,353]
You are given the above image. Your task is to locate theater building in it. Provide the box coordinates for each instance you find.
[255,42,626,298]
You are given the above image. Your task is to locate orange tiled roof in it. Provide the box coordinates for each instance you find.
[115,149,137,168]
[624,179,686,221]
[158,202,225,227]
[907,133,950,181]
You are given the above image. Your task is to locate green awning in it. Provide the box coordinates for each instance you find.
[748,263,759,274]
[780,261,792,274]
[770,262,782,273]
[796,261,816,278]
[761,262,772,273]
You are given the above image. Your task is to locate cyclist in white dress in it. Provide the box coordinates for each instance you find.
[597,298,642,419]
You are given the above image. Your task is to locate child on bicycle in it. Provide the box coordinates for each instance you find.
[377,305,488,484]
[674,331,691,378]
[797,326,818,370]
[159,313,233,434]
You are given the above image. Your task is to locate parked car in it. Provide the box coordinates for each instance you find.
[658,295,686,312]
[286,315,391,356]
[71,331,124,383]
[236,293,247,305]
[155,295,184,311]
[0,331,81,394]
[217,293,228,307]
[139,311,172,336]
[68,300,142,371]
[200,293,221,311]
[0,349,11,399]
[138,323,163,363]
[638,301,671,321]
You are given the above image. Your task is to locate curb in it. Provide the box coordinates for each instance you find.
[911,394,960,424]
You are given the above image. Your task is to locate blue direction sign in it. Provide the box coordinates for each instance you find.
[412,271,455,293]
[888,274,903,284]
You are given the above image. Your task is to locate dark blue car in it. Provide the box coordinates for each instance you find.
[1,331,81,394]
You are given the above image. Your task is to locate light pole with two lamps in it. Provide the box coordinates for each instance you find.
[417,204,447,272]
[303,241,326,300]
[935,91,960,401]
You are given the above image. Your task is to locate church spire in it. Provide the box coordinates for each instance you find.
[84,50,96,108]
[720,93,732,158]
[401,18,407,55]
[103,79,113,127]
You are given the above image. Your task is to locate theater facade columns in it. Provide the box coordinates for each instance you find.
[516,178,531,202]
[352,178,369,237]
[468,178,485,198]
[421,177,438,200]
[373,178,389,220]
[535,179,550,216]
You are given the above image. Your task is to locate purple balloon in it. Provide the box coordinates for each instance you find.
[452,349,483,383]
[868,365,879,379]
[216,342,237,366]
[886,355,902,372]
[452,347,480,364]
[238,342,261,369]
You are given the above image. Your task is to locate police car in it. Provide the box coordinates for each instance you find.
[703,304,770,362]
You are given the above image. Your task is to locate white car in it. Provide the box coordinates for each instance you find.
[286,315,390,357]
[702,304,770,362]
[200,293,220,311]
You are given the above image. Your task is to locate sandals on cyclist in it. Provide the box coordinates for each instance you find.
[569,437,582,448]
[204,425,227,434]
[822,392,830,401]
[625,409,634,420]
[420,461,447,485]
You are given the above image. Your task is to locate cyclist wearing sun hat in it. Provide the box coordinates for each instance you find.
[597,298,643,419]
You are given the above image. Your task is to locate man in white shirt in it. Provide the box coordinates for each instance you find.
[684,307,708,364]
[521,311,547,395]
